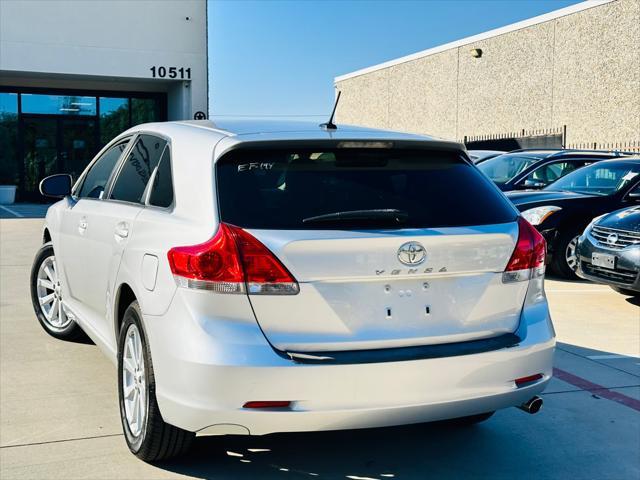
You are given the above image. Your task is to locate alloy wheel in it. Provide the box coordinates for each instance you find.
[122,324,147,438]
[36,256,72,330]
[565,235,579,271]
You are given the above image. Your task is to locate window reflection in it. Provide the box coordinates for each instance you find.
[21,94,97,116]
[131,98,158,126]
[100,97,129,145]
[0,93,19,186]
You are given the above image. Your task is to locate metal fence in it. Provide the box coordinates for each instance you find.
[464,127,565,151]
[567,140,640,153]
[463,125,640,153]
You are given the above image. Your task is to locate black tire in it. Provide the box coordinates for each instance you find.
[610,286,639,297]
[440,411,495,426]
[551,229,581,280]
[30,242,83,340]
[117,301,194,462]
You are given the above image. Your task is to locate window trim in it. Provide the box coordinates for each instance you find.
[622,179,640,201]
[143,143,176,211]
[72,134,135,201]
[105,131,172,208]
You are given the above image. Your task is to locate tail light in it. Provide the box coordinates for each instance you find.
[514,373,544,387]
[503,217,546,283]
[168,223,299,295]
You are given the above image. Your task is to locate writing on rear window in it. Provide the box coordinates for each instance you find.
[217,148,517,230]
[237,162,275,172]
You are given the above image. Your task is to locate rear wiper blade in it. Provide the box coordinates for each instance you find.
[303,209,408,224]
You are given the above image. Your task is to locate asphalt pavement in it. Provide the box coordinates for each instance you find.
[1,219,638,479]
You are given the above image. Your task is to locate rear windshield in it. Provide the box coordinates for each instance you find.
[216,148,517,229]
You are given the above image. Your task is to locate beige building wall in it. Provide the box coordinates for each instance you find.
[335,0,640,150]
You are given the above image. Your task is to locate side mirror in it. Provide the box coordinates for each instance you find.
[39,174,72,198]
[627,191,640,202]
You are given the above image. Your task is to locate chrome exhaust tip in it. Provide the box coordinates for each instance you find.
[517,395,543,414]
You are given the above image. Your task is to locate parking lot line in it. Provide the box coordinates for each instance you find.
[553,367,640,412]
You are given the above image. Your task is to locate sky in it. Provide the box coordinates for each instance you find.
[208,0,581,120]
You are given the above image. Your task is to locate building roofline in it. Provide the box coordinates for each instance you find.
[334,0,615,83]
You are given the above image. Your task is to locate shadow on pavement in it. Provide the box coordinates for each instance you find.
[157,420,521,479]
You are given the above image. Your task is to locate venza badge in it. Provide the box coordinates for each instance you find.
[397,241,426,266]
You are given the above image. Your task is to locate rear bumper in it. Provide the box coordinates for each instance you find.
[143,290,555,435]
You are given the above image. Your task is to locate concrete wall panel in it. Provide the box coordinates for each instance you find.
[336,69,389,128]
[552,0,640,146]
[335,0,640,149]
[457,22,555,139]
[388,50,458,139]
[0,0,208,120]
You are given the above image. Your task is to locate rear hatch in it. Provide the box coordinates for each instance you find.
[216,144,523,352]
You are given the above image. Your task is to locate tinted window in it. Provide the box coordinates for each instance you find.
[547,161,640,196]
[524,161,578,187]
[77,141,129,199]
[217,148,516,229]
[148,147,174,208]
[478,153,545,183]
[110,135,167,203]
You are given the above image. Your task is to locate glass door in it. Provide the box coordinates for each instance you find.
[60,117,97,182]
[22,117,58,200]
[21,116,98,200]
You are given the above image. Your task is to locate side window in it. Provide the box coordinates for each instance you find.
[525,161,576,187]
[110,134,167,204]
[77,141,129,199]
[148,147,174,208]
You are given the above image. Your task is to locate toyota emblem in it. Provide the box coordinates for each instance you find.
[397,241,426,266]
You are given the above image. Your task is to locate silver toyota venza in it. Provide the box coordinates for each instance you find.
[31,120,555,461]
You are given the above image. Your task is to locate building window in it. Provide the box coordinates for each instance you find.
[21,94,97,116]
[0,93,19,186]
[100,97,129,145]
[0,89,165,200]
[131,98,159,126]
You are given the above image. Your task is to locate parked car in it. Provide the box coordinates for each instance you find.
[32,120,555,462]
[467,149,505,163]
[507,158,640,279]
[478,149,629,192]
[576,206,640,296]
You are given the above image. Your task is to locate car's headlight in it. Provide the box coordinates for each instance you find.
[586,213,606,231]
[521,206,562,226]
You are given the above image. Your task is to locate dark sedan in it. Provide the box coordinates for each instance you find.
[576,206,640,296]
[506,158,640,279]
[478,149,628,192]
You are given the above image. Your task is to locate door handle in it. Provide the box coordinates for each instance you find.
[78,217,88,233]
[114,222,130,240]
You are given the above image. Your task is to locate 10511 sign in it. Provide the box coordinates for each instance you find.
[150,66,191,79]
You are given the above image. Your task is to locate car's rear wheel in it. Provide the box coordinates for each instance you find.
[552,230,581,279]
[610,286,639,297]
[117,301,194,461]
[30,242,82,340]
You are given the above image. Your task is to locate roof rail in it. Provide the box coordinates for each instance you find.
[507,148,559,153]
[545,149,634,159]
[507,148,634,158]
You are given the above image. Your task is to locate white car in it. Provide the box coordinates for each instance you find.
[32,120,555,461]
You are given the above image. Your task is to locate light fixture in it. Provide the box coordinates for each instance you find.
[471,48,483,58]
